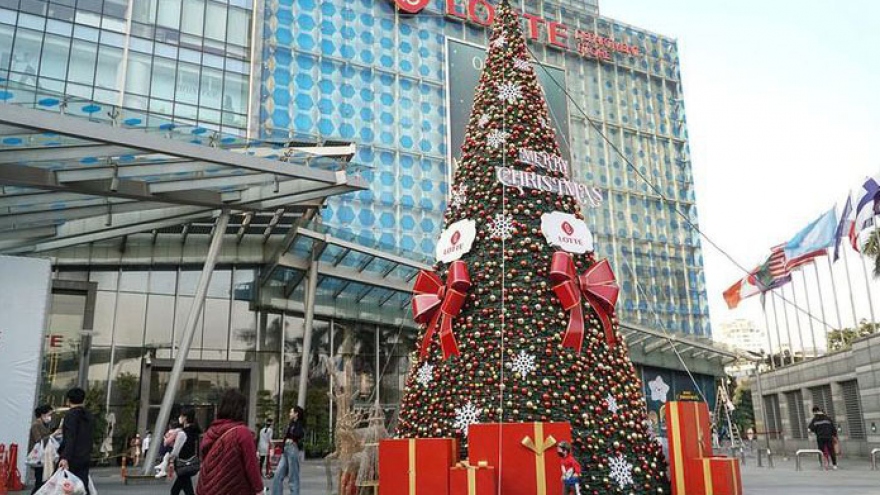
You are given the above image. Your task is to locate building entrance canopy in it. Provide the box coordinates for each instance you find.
[0,78,366,254]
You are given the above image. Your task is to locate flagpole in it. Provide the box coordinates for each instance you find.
[779,287,795,365]
[858,252,878,328]
[800,269,819,357]
[787,282,807,361]
[770,289,784,366]
[841,247,860,328]
[812,261,831,353]
[762,300,775,370]
[823,256,842,331]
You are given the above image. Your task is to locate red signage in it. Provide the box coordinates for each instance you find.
[393,0,431,14]
[451,230,462,245]
[445,0,639,61]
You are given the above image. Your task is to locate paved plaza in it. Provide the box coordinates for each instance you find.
[13,456,880,495]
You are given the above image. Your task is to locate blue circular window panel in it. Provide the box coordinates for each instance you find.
[38,98,60,107]
[2,137,23,145]
[82,104,101,114]
[191,127,208,135]
[0,90,13,101]
[123,118,143,126]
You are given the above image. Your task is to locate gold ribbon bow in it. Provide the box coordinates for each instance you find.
[520,424,558,495]
[456,460,490,495]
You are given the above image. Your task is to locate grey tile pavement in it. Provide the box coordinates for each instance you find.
[13,456,880,494]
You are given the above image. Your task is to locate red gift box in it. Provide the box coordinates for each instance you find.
[450,461,496,495]
[684,457,742,495]
[379,438,459,495]
[468,422,572,495]
[665,401,712,494]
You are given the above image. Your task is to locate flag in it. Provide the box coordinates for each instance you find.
[849,220,859,252]
[786,249,826,271]
[833,197,853,261]
[784,207,836,262]
[754,244,791,291]
[723,271,761,309]
[853,177,880,248]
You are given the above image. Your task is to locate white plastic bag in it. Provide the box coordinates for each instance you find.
[26,442,44,467]
[34,469,87,495]
[42,438,60,482]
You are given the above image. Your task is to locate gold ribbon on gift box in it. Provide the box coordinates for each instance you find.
[520,424,558,495]
[408,439,416,495]
[668,402,686,495]
[456,461,489,495]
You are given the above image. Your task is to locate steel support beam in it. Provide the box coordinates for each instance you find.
[297,258,319,408]
[142,209,230,475]
[643,338,672,354]
[276,253,414,293]
[0,144,133,164]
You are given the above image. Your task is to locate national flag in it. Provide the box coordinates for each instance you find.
[833,197,853,261]
[723,271,761,309]
[786,249,826,271]
[853,177,880,248]
[849,220,859,252]
[784,207,837,261]
[754,244,791,291]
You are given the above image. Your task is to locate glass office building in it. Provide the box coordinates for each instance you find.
[0,0,718,454]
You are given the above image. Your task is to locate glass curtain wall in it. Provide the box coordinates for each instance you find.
[52,267,415,458]
[0,0,252,134]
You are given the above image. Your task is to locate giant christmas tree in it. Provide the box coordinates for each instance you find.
[395,2,670,493]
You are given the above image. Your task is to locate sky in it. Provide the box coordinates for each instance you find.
[599,1,880,349]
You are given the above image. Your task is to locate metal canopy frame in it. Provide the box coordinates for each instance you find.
[0,86,367,254]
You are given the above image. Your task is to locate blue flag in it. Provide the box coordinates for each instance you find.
[783,208,837,261]
[833,197,852,262]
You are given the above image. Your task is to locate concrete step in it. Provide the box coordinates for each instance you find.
[124,474,170,485]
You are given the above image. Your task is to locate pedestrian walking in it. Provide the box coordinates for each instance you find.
[58,387,94,494]
[169,409,202,495]
[808,406,838,470]
[258,418,274,477]
[142,431,152,459]
[197,389,264,495]
[272,406,305,495]
[28,404,55,494]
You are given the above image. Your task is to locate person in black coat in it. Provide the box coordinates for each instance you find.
[58,388,94,493]
[808,406,838,470]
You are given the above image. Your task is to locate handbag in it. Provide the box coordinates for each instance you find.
[832,436,841,456]
[174,455,201,477]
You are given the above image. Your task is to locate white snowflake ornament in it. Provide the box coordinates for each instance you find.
[648,376,670,403]
[507,350,537,377]
[496,82,522,103]
[477,114,490,127]
[486,129,508,149]
[608,454,634,488]
[491,33,506,48]
[416,362,434,387]
[453,401,481,437]
[606,394,619,414]
[451,184,468,209]
[488,212,514,240]
[514,58,531,71]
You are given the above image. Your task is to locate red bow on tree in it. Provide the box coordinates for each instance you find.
[549,252,620,351]
[411,260,471,359]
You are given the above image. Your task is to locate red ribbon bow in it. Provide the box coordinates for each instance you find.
[411,261,471,359]
[549,252,620,351]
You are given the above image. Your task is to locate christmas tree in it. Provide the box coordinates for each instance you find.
[395,1,670,494]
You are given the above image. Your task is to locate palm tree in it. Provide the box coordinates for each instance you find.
[861,229,880,277]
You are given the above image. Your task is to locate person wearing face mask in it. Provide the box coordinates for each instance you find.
[557,441,581,495]
[28,404,55,494]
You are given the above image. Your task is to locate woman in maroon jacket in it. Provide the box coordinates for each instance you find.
[196,389,264,495]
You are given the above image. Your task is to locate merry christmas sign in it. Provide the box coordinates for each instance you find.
[540,212,593,254]
[436,219,477,263]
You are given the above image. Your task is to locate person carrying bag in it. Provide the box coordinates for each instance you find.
[169,408,202,495]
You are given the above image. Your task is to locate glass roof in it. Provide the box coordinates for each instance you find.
[0,78,366,254]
